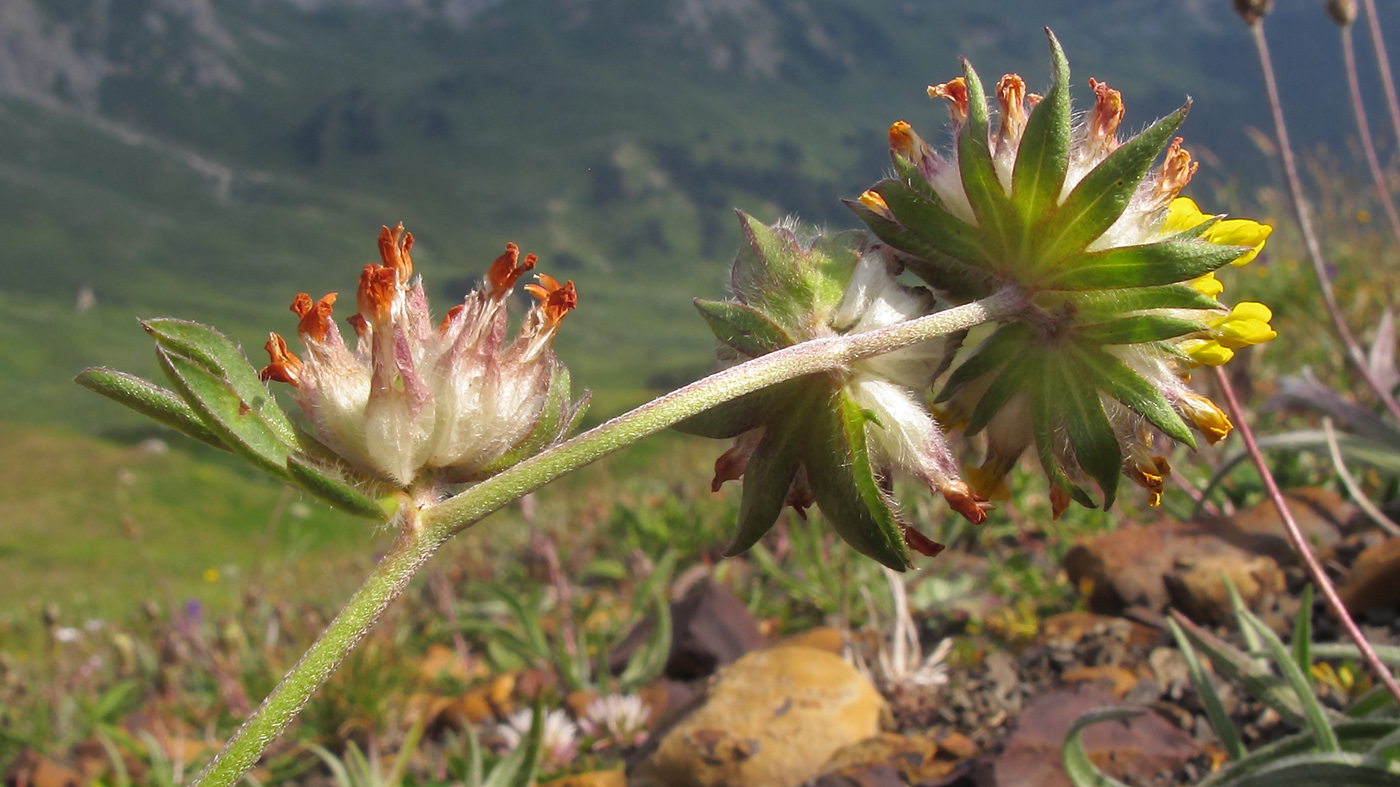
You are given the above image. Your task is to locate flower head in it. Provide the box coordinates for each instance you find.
[681,213,977,570]
[579,693,652,750]
[851,31,1275,516]
[260,224,586,489]
[495,707,579,767]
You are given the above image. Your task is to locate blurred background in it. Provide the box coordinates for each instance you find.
[0,0,1395,618]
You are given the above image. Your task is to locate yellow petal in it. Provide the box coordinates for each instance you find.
[1188,271,1224,298]
[1165,197,1210,233]
[1181,338,1235,366]
[1205,219,1273,266]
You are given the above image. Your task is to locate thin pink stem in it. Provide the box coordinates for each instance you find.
[1343,24,1400,252]
[1360,0,1400,152]
[1250,21,1400,423]
[1212,366,1400,706]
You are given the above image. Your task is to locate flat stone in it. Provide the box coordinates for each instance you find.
[628,646,886,787]
[1210,487,1353,565]
[778,625,844,654]
[983,685,1198,787]
[537,771,625,787]
[1063,519,1281,622]
[1163,552,1284,626]
[1339,536,1400,614]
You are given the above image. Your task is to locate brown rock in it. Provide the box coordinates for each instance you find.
[819,733,959,783]
[1060,666,1141,699]
[1339,536,1400,614]
[779,626,844,654]
[628,646,886,787]
[1038,612,1160,651]
[1211,487,1353,565]
[1163,553,1284,625]
[612,577,765,681]
[1063,519,1282,622]
[985,685,1198,787]
[537,771,625,787]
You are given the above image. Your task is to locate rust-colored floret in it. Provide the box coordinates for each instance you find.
[294,293,338,343]
[996,73,1028,144]
[347,313,369,339]
[928,77,970,125]
[485,242,537,299]
[259,332,303,386]
[378,222,414,280]
[357,264,398,327]
[525,274,578,328]
[1157,138,1198,199]
[1088,78,1125,150]
[439,303,465,333]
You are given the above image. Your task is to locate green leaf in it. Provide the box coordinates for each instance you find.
[964,348,1035,436]
[1168,611,1327,728]
[694,298,794,356]
[1038,103,1189,265]
[1078,314,1204,345]
[1073,284,1223,319]
[75,368,228,450]
[872,179,987,264]
[285,455,389,519]
[1169,618,1246,760]
[1294,584,1314,678]
[1059,363,1121,508]
[938,322,1034,404]
[157,347,296,481]
[1031,359,1095,508]
[1011,29,1072,230]
[1197,721,1400,787]
[890,152,943,204]
[1062,708,1138,787]
[1243,609,1339,752]
[618,585,673,689]
[957,60,1018,261]
[1045,240,1243,290]
[724,421,804,557]
[1076,345,1194,447]
[141,319,298,444]
[847,200,995,301]
[805,394,910,570]
[1220,752,1400,787]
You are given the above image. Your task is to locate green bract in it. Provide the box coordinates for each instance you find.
[681,213,981,570]
[849,30,1274,515]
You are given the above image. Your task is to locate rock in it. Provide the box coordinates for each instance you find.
[638,678,698,727]
[627,646,886,787]
[1063,519,1282,622]
[537,771,625,787]
[816,732,972,784]
[1059,665,1141,699]
[982,685,1198,787]
[1038,612,1161,652]
[1211,487,1354,565]
[779,625,844,654]
[612,577,765,681]
[1339,536,1400,614]
[1163,552,1284,625]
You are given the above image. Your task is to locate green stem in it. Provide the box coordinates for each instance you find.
[189,506,442,787]
[186,286,1021,787]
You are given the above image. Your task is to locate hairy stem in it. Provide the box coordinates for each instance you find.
[1250,21,1400,423]
[1342,23,1400,255]
[421,287,1023,537]
[189,507,443,787]
[186,286,1022,787]
[1212,366,1400,707]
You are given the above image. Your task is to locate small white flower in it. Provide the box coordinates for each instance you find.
[579,693,652,750]
[495,708,579,766]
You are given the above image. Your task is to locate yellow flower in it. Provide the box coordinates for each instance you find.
[1166,198,1273,266]
[1181,301,1277,365]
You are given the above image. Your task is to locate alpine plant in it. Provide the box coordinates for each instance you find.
[688,30,1274,570]
[850,30,1273,519]
[261,224,587,492]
